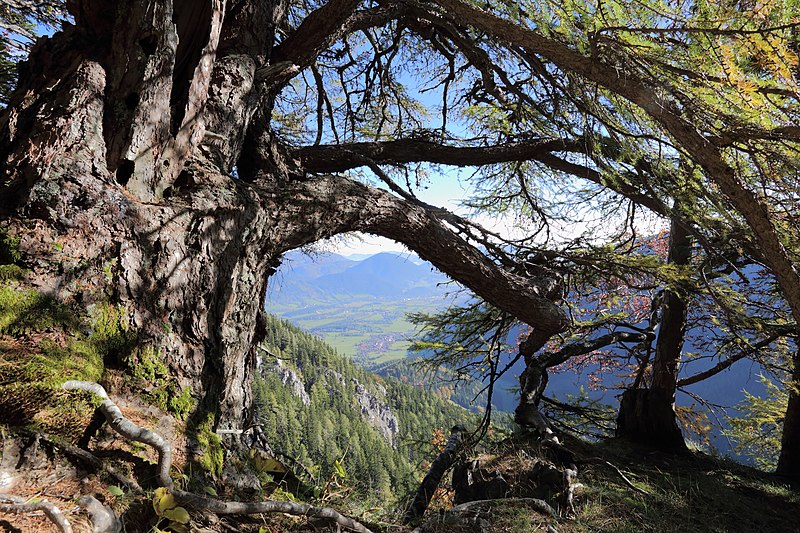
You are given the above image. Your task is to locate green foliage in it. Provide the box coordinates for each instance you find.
[254,314,477,506]
[0,228,22,264]
[169,386,194,421]
[0,1,66,106]
[0,314,105,437]
[0,264,27,282]
[130,346,169,383]
[725,375,787,470]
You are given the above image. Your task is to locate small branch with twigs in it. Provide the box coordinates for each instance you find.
[0,381,375,533]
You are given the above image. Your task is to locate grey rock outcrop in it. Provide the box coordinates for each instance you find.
[352,378,399,447]
[273,358,311,406]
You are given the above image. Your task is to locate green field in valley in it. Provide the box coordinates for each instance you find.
[267,295,445,366]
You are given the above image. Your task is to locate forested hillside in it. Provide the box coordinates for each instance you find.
[254,315,476,504]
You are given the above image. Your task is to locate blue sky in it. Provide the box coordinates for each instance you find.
[327,168,474,255]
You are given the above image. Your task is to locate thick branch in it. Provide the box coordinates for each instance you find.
[539,330,651,369]
[172,490,372,532]
[295,138,672,218]
[295,137,583,173]
[270,0,363,73]
[430,0,800,328]
[405,425,466,521]
[279,176,569,335]
[77,496,121,533]
[448,497,558,518]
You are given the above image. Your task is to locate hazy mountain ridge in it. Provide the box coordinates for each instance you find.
[268,251,450,304]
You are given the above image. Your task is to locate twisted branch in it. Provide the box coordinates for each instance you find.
[0,494,73,533]
[62,381,373,533]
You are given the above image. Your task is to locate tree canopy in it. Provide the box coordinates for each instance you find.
[2,0,800,507]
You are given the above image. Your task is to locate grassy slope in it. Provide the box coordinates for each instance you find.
[415,435,799,533]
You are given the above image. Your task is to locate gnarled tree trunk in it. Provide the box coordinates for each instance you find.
[0,0,288,435]
[0,0,568,471]
[616,219,690,451]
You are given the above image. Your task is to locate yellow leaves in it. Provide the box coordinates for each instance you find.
[250,449,290,474]
[152,487,191,531]
[716,24,800,109]
[675,405,713,446]
[751,0,778,21]
[719,42,766,108]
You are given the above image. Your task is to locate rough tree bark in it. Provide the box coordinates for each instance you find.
[777,346,800,478]
[0,0,567,468]
[616,219,691,451]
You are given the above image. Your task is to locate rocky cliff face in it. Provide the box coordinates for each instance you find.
[352,379,399,447]
[257,350,312,406]
[326,369,399,447]
[259,350,400,446]
[273,358,311,406]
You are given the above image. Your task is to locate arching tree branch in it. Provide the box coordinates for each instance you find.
[277,175,569,335]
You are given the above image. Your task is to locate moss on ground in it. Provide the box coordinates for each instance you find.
[0,279,133,437]
[0,285,82,335]
[191,413,224,480]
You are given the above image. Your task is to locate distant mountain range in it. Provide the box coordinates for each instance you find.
[267,251,451,304]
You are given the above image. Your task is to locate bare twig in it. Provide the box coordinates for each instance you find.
[449,497,559,518]
[584,458,651,496]
[0,494,73,533]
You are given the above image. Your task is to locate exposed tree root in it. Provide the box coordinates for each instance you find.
[62,380,374,533]
[77,495,122,533]
[449,497,558,518]
[172,489,373,532]
[0,494,73,533]
[63,381,173,489]
[18,428,143,493]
